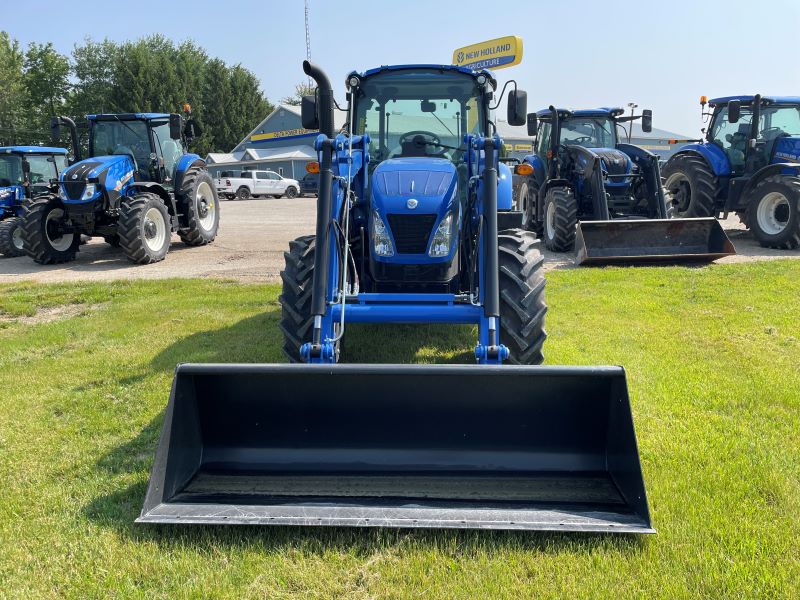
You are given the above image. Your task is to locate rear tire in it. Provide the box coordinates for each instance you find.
[662,153,717,218]
[0,217,25,257]
[178,168,219,246]
[543,186,577,252]
[279,235,317,362]
[22,197,80,264]
[498,229,547,365]
[103,234,121,247]
[747,175,800,249]
[118,193,171,264]
[236,186,251,199]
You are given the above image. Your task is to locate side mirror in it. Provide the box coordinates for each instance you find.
[507,89,527,127]
[728,100,741,124]
[169,114,183,139]
[641,109,653,133]
[301,94,319,130]
[526,113,538,137]
[50,117,61,144]
[184,118,201,141]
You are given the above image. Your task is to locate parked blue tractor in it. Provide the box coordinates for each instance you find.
[514,106,733,264]
[22,111,219,264]
[139,62,654,534]
[0,146,68,257]
[663,94,800,249]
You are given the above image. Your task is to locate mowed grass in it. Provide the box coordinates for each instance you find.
[0,262,798,598]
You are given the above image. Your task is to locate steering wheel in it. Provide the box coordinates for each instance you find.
[399,130,447,156]
[570,136,593,145]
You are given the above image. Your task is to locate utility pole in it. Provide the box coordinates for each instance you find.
[627,102,638,143]
[305,0,312,86]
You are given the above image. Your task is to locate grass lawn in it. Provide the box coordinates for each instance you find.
[0,261,798,598]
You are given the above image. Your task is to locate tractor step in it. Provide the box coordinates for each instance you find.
[575,217,735,265]
[138,364,654,533]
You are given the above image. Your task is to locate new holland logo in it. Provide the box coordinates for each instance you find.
[114,170,134,192]
[407,198,418,209]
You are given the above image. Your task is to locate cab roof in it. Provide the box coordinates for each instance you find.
[709,96,800,107]
[0,146,68,155]
[536,107,625,119]
[87,113,171,121]
[355,64,496,89]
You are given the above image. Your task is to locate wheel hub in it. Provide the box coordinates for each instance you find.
[144,219,158,239]
[198,200,209,218]
[757,192,790,235]
[12,225,23,250]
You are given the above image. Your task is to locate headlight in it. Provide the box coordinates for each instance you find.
[81,183,96,200]
[428,211,454,257]
[58,184,69,201]
[371,210,394,257]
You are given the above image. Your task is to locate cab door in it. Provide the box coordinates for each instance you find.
[255,172,271,195]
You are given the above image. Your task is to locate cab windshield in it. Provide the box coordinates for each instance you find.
[0,155,23,187]
[90,118,153,179]
[353,69,486,166]
[560,117,616,148]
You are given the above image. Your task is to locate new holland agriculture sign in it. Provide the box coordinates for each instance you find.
[452,36,523,71]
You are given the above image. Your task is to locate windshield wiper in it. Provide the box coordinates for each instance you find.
[430,111,456,137]
[113,115,145,140]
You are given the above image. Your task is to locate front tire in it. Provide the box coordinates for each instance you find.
[118,193,171,264]
[747,175,800,249]
[0,217,25,257]
[22,197,80,264]
[178,169,220,246]
[279,235,316,362]
[285,186,299,199]
[498,229,547,365]
[543,186,577,252]
[662,153,717,218]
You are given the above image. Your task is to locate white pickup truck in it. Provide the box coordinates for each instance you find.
[215,170,300,200]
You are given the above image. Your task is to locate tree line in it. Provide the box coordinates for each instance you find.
[0,32,274,156]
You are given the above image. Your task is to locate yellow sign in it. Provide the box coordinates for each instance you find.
[452,36,523,71]
[251,128,316,142]
[514,143,532,152]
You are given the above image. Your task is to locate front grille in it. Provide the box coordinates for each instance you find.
[62,181,86,199]
[386,214,437,254]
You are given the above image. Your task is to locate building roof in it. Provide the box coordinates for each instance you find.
[247,145,316,161]
[206,151,249,164]
[0,146,68,154]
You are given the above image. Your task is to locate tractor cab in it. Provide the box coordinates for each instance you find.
[0,146,68,203]
[85,113,192,187]
[705,96,800,175]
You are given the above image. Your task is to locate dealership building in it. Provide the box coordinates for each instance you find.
[206,103,689,178]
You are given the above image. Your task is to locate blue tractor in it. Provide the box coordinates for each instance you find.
[22,111,219,264]
[0,146,68,257]
[138,62,653,535]
[515,107,733,264]
[663,95,800,249]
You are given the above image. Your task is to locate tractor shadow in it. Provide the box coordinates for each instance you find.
[85,313,643,556]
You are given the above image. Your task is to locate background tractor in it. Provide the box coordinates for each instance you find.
[0,146,69,257]
[515,107,733,264]
[22,110,219,265]
[663,94,800,249]
[138,61,653,534]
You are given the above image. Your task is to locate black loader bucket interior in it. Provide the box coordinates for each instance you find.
[139,364,653,533]
[575,217,735,265]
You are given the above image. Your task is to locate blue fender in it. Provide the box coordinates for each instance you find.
[497,161,513,210]
[174,153,206,192]
[522,154,547,186]
[740,162,800,200]
[673,142,731,177]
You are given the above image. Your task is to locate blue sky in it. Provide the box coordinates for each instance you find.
[5,0,800,136]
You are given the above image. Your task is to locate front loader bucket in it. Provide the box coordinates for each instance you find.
[575,217,735,265]
[138,364,654,533]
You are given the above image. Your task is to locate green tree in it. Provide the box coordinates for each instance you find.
[0,31,31,141]
[227,64,273,152]
[23,42,71,129]
[69,38,118,117]
[281,82,315,106]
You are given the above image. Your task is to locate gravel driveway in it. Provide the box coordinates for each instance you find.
[0,197,796,283]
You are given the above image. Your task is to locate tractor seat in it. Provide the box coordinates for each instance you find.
[400,135,430,158]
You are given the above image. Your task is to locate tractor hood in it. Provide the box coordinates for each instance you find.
[593,148,633,177]
[773,136,800,164]
[371,158,457,215]
[0,186,21,208]
[59,155,135,203]
[370,158,460,267]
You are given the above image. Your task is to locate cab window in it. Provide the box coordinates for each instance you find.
[709,106,753,172]
[25,155,58,185]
